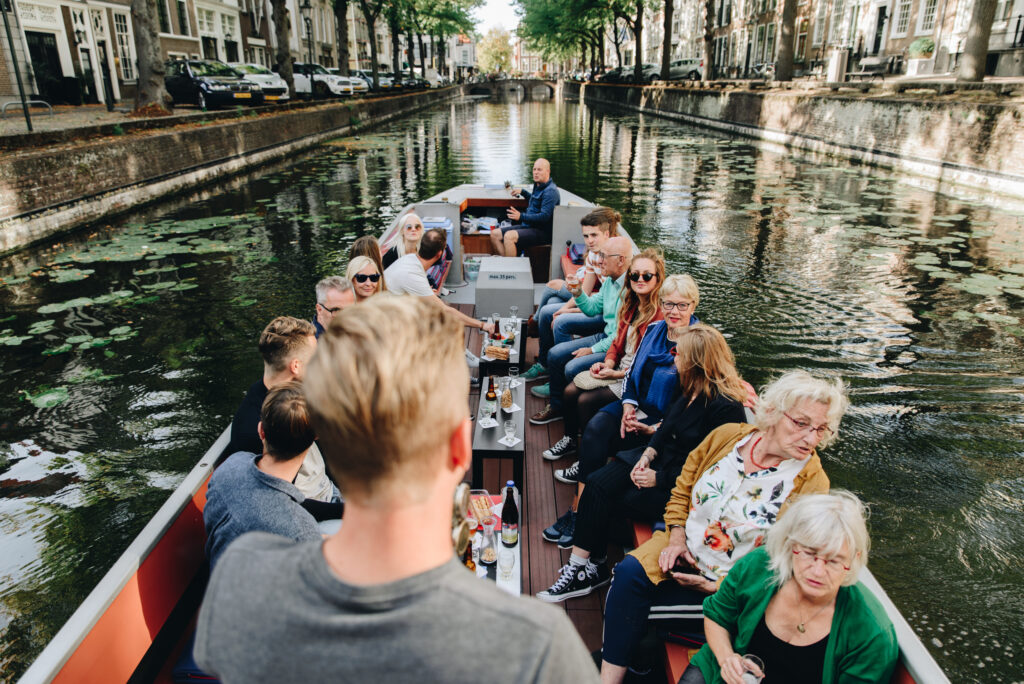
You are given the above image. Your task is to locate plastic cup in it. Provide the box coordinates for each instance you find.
[503,420,516,441]
[740,654,764,683]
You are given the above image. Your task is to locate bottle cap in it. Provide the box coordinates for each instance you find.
[506,480,515,487]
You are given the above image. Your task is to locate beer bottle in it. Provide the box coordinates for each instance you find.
[484,376,498,417]
[501,480,519,547]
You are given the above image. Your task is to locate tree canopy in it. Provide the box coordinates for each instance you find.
[477,27,513,73]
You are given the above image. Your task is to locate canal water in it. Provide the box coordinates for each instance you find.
[1,99,1023,682]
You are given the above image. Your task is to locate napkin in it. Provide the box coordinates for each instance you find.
[502,403,522,413]
[498,435,522,447]
[478,416,498,429]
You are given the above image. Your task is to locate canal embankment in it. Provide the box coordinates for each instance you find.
[0,87,462,255]
[565,81,1024,200]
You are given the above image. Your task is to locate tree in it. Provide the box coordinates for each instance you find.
[660,0,673,80]
[775,0,797,80]
[702,0,714,80]
[333,0,350,76]
[357,0,387,88]
[271,0,295,97]
[129,0,171,113]
[477,27,512,73]
[959,0,998,82]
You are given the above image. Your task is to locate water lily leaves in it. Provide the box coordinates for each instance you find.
[48,268,95,283]
[1,331,32,346]
[37,297,95,314]
[94,290,136,305]
[42,343,73,356]
[78,337,111,350]
[948,260,973,269]
[133,265,179,276]
[951,310,975,321]
[142,281,177,291]
[28,320,56,335]
[170,282,198,291]
[20,386,69,408]
[109,326,132,336]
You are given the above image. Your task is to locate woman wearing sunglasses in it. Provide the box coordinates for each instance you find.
[346,256,386,302]
[381,213,424,271]
[596,371,847,684]
[679,492,897,684]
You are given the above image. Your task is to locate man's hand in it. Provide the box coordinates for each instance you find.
[510,188,522,198]
[571,346,593,358]
[481,320,496,335]
[507,206,521,221]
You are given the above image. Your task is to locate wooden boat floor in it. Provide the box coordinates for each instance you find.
[459,304,620,655]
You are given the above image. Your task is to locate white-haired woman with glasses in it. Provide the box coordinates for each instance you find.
[679,491,898,684]
[346,256,386,302]
[599,371,848,684]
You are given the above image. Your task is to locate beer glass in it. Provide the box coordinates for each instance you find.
[498,550,515,580]
[503,420,516,442]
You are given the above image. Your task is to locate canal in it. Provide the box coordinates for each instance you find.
[1,98,1022,682]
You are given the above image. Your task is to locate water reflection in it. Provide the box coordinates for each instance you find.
[0,100,1022,681]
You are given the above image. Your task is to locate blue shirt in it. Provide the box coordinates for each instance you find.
[519,179,560,235]
[204,452,321,568]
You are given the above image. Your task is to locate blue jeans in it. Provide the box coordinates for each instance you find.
[539,284,572,309]
[547,333,605,411]
[602,555,707,668]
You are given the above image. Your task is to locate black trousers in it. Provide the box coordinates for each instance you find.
[572,459,670,556]
[564,384,617,438]
[578,409,650,483]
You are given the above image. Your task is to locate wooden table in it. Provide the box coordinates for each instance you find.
[471,373,526,493]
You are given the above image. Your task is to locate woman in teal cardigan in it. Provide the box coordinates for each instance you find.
[682,491,899,684]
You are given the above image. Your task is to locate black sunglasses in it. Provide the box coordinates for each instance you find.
[628,271,657,283]
[354,273,381,283]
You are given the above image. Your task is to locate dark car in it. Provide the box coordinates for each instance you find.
[599,67,624,83]
[164,59,264,109]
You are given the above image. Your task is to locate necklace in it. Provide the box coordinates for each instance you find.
[796,600,833,633]
[748,436,771,470]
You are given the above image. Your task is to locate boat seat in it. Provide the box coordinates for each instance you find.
[524,244,550,282]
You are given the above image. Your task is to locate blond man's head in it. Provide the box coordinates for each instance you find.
[304,296,468,503]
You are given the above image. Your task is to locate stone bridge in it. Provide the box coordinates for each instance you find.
[462,79,559,101]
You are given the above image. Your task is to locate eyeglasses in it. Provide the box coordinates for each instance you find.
[353,273,381,283]
[661,300,694,311]
[628,271,657,283]
[597,252,626,261]
[792,545,850,572]
[783,412,833,439]
[317,302,344,314]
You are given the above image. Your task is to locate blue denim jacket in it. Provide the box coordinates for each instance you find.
[519,179,561,235]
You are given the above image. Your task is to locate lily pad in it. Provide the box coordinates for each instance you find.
[49,268,95,283]
[142,281,177,291]
[42,343,73,356]
[21,386,69,408]
[1,333,32,346]
[37,297,94,314]
[28,320,56,335]
[951,310,975,321]
[66,334,93,344]
[948,260,973,269]
[109,326,133,336]
[170,282,198,291]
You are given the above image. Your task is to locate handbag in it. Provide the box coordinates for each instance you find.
[573,369,617,390]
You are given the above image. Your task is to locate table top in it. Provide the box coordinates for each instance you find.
[471,376,526,453]
[471,494,522,595]
[479,318,525,370]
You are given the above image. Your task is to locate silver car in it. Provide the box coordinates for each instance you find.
[668,58,704,81]
[229,63,290,101]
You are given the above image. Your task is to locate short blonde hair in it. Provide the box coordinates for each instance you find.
[766,491,870,588]
[660,274,700,308]
[346,256,385,295]
[303,296,468,501]
[753,370,849,448]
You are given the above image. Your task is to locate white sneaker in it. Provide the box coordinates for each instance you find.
[465,349,480,369]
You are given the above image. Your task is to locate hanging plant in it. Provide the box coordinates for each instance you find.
[908,38,935,59]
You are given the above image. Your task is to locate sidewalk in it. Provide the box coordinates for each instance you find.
[0,103,168,135]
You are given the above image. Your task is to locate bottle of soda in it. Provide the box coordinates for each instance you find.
[484,376,498,417]
[501,480,519,547]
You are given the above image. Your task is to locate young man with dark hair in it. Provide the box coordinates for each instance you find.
[204,382,322,568]
[196,297,597,683]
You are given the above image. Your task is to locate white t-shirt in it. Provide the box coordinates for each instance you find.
[384,253,433,297]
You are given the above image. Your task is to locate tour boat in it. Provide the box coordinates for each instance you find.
[17,185,948,684]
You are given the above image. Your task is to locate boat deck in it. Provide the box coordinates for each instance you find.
[458,303,619,655]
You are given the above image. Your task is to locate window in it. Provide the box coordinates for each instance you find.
[198,8,215,34]
[220,13,236,38]
[994,0,1014,22]
[830,0,846,43]
[813,0,827,45]
[756,23,766,60]
[918,0,938,31]
[765,22,776,60]
[157,0,171,33]
[113,13,135,80]
[894,0,912,35]
[796,18,808,60]
[176,0,190,35]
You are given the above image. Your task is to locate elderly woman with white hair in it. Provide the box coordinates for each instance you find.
[598,370,848,684]
[680,491,898,684]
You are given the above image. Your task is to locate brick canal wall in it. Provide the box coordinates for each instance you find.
[0,88,462,254]
[566,81,1024,199]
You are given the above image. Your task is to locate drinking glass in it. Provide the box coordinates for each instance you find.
[508,366,519,387]
[499,377,510,394]
[509,305,519,320]
[503,420,516,442]
[478,405,493,424]
[740,654,764,684]
[498,549,515,580]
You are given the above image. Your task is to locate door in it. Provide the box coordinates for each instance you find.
[872,7,887,55]
[96,40,116,104]
[202,36,218,60]
[78,48,98,103]
[25,31,63,103]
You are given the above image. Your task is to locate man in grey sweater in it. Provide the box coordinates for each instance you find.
[195,296,598,683]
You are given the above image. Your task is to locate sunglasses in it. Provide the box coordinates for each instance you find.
[354,273,380,283]
[628,271,657,283]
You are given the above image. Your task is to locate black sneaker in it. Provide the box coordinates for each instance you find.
[554,461,580,484]
[543,435,576,461]
[556,510,576,548]
[536,562,601,602]
[542,508,575,543]
[590,561,611,588]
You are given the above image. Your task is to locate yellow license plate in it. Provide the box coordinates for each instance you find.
[234,92,251,99]
[264,95,279,101]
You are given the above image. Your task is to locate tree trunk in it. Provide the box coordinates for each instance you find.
[418,33,426,77]
[597,33,605,70]
[703,0,715,80]
[407,30,415,72]
[358,0,379,88]
[959,0,998,81]
[334,0,349,75]
[390,21,400,76]
[661,0,673,80]
[775,0,797,80]
[130,0,172,112]
[271,0,294,96]
[633,0,644,83]
[580,38,587,75]
[612,20,623,67]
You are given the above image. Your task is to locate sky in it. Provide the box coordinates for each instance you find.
[475,0,520,34]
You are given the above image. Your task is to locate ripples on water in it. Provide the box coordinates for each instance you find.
[1,100,1022,681]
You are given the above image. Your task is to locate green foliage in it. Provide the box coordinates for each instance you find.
[908,37,935,58]
[477,27,513,73]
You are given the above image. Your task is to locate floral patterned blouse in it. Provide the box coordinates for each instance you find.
[684,433,807,580]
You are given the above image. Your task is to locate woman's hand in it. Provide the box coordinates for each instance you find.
[670,571,717,594]
[590,361,621,379]
[631,466,657,489]
[552,302,577,318]
[718,653,759,684]
[620,403,637,438]
[657,542,689,574]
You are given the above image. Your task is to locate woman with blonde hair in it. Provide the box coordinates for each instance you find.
[346,256,385,302]
[596,370,848,684]
[681,491,898,684]
[538,324,748,602]
[381,213,424,270]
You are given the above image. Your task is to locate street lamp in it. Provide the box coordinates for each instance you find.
[299,0,313,65]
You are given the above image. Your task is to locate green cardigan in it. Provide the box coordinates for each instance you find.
[692,548,899,684]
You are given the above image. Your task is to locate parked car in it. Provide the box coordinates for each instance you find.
[164,59,263,109]
[600,64,658,83]
[383,72,404,89]
[751,62,776,78]
[327,69,370,94]
[351,69,393,90]
[230,63,290,102]
[292,62,353,97]
[398,72,428,89]
[599,66,624,82]
[668,58,704,81]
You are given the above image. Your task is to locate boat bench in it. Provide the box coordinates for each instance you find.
[630,520,698,684]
